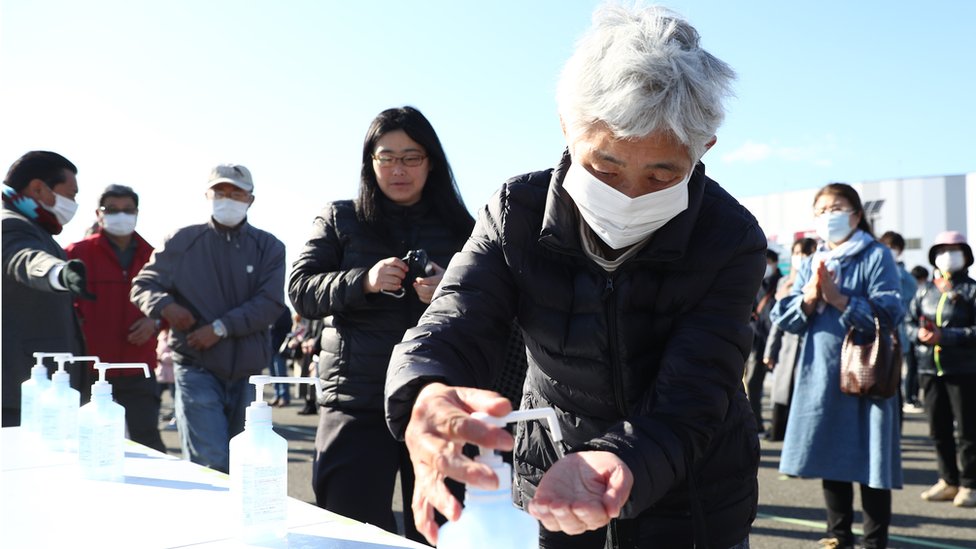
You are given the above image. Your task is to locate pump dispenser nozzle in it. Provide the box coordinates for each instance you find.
[92,363,149,397]
[246,375,324,424]
[469,408,564,493]
[53,354,100,377]
[30,352,72,378]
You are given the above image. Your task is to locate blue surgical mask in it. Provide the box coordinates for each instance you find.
[815,211,853,244]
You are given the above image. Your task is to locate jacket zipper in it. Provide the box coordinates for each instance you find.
[604,275,627,416]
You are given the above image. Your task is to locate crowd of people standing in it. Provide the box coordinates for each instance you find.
[2,3,973,549]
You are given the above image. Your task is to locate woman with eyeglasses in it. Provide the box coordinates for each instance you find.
[770,183,903,549]
[288,106,474,542]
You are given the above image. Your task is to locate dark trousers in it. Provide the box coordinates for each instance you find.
[313,406,424,544]
[921,373,976,488]
[902,350,920,403]
[822,479,891,549]
[745,350,767,432]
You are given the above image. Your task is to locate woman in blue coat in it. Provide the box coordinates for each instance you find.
[770,183,903,549]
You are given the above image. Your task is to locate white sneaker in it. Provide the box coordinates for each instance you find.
[921,479,959,501]
[953,487,976,508]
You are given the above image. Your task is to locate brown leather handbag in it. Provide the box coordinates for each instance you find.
[839,307,902,399]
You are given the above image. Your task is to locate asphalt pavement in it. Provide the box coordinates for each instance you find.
[158,386,975,548]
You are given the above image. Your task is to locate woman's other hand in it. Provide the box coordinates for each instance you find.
[413,261,445,304]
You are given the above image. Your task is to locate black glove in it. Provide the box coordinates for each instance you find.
[59,259,96,300]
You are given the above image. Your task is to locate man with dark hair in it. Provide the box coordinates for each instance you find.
[745,247,783,434]
[2,151,91,426]
[65,184,166,451]
[879,230,923,410]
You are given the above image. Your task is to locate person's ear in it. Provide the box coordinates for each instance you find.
[704,135,717,152]
[26,179,45,197]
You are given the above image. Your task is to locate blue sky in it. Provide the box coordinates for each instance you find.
[2,0,973,265]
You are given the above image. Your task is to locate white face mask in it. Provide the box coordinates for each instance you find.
[815,211,853,244]
[100,212,137,236]
[40,192,79,225]
[934,250,965,274]
[211,198,250,226]
[791,254,804,272]
[562,162,691,250]
[764,264,774,278]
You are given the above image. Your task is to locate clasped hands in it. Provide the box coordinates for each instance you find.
[404,382,633,545]
[364,257,445,304]
[161,302,220,350]
[801,259,849,314]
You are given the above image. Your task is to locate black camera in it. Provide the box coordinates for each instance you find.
[402,249,434,280]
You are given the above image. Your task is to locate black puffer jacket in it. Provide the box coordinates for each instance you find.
[386,153,766,548]
[905,274,976,377]
[289,198,469,411]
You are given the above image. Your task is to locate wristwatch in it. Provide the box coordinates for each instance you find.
[212,319,228,338]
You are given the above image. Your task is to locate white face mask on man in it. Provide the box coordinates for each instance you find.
[100,213,138,236]
[41,192,79,225]
[212,198,250,226]
[562,161,692,250]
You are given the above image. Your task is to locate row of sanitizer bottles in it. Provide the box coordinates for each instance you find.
[20,351,150,481]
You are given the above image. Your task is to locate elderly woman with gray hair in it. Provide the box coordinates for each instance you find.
[384,4,764,548]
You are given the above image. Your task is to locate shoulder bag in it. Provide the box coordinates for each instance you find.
[839,305,901,399]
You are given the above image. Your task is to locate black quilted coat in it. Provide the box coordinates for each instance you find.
[289,198,469,411]
[386,152,766,548]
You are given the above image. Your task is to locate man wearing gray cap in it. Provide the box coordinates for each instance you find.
[131,164,286,472]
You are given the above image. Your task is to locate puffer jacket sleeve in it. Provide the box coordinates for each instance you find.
[385,184,519,438]
[582,221,767,517]
[288,204,370,319]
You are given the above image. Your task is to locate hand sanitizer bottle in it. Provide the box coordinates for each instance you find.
[230,375,323,543]
[39,355,99,452]
[78,362,150,481]
[437,408,564,549]
[20,352,71,437]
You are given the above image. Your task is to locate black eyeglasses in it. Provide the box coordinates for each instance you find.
[372,154,427,168]
[99,206,138,215]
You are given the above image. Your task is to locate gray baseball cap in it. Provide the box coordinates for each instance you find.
[208,164,253,193]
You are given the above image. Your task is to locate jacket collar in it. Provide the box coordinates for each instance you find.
[208,217,250,238]
[538,149,707,264]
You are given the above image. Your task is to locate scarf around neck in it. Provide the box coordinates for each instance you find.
[2,184,64,234]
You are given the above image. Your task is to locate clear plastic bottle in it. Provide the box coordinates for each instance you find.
[39,355,99,452]
[78,362,150,481]
[20,352,71,437]
[437,409,564,549]
[229,375,322,543]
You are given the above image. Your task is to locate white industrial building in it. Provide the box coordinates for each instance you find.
[739,172,976,276]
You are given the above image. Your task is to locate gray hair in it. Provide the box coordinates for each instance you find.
[556,4,736,161]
